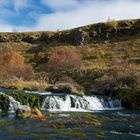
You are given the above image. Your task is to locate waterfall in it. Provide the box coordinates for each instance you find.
[41,95,122,112]
[0,91,122,113]
[8,96,21,112]
[0,92,27,113]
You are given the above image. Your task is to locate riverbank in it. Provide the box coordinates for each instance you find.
[0,80,84,96]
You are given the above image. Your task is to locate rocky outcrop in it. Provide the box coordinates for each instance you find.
[47,82,84,96]
[118,88,140,110]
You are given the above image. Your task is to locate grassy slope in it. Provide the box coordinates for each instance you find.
[0,18,140,83]
[0,19,140,109]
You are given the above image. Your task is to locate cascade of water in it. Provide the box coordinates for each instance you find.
[8,96,21,112]
[41,95,122,112]
[0,92,26,112]
[0,91,122,112]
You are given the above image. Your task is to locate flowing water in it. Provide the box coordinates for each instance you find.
[41,94,122,112]
[0,90,139,140]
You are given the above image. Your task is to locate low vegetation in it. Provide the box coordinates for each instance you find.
[46,46,83,83]
[0,46,32,81]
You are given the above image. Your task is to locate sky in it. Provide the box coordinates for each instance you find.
[0,0,140,32]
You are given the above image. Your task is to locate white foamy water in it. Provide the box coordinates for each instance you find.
[0,92,21,112]
[0,92,28,113]
[0,91,122,112]
[24,90,52,95]
[8,96,21,112]
[41,95,122,112]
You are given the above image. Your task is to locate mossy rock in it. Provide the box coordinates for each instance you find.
[47,82,84,96]
[16,106,45,120]
[118,88,140,110]
[0,94,9,114]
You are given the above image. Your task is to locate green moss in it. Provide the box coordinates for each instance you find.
[0,119,10,127]
[56,130,87,138]
[0,94,9,114]
[118,88,140,110]
[94,131,105,137]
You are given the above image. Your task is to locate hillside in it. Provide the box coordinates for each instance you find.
[0,19,140,44]
[0,19,139,66]
[0,18,140,109]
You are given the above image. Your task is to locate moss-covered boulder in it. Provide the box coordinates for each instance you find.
[118,88,140,110]
[16,105,31,118]
[0,94,10,114]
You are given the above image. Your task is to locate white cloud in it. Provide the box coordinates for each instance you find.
[0,0,140,32]
[35,0,140,31]
[0,23,34,32]
[0,23,16,32]
[41,0,79,10]
[0,0,28,10]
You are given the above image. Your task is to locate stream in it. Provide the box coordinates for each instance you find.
[0,90,139,140]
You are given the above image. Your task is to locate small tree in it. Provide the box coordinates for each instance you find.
[46,47,83,83]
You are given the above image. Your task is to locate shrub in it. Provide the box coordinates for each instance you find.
[49,82,84,96]
[58,76,75,84]
[105,19,118,29]
[5,52,33,80]
[107,59,137,88]
[46,46,83,83]
[0,49,33,80]
[0,80,48,91]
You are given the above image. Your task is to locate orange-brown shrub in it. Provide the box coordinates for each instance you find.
[0,51,33,80]
[46,46,83,82]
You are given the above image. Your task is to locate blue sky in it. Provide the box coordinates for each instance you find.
[0,0,140,32]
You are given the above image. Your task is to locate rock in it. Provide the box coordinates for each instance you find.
[0,94,10,115]
[118,88,140,110]
[49,82,84,96]
[16,105,31,119]
[82,121,101,127]
[89,89,104,95]
[75,30,86,46]
[16,105,45,120]
[30,107,45,120]
[103,82,119,95]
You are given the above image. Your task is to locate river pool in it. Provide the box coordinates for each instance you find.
[0,110,140,140]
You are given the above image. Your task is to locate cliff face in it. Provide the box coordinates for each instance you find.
[0,19,140,45]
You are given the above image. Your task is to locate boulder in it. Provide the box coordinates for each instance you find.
[89,89,104,95]
[16,105,31,119]
[16,105,45,120]
[48,83,84,96]
[30,107,45,120]
[103,82,119,95]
